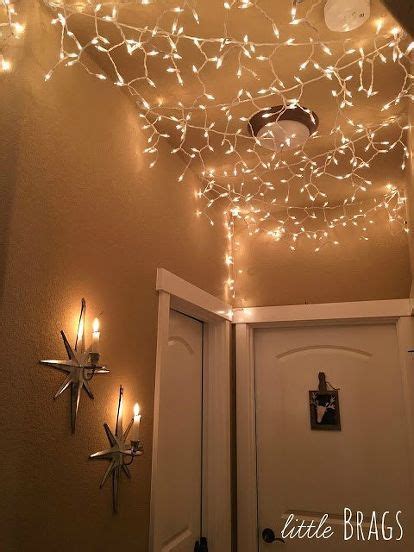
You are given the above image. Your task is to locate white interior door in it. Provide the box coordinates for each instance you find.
[254,322,414,551]
[153,309,203,552]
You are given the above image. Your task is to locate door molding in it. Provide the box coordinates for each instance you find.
[157,267,233,322]
[233,298,414,325]
[235,299,414,552]
[150,269,232,551]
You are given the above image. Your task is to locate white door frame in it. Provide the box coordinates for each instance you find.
[149,268,233,552]
[234,298,414,552]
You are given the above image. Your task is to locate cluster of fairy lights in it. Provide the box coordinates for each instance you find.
[0,0,24,71]
[44,0,413,299]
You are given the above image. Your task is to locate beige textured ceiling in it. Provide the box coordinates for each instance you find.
[58,0,410,202]
[50,0,412,304]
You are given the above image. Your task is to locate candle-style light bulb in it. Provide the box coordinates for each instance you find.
[130,402,141,445]
[133,402,140,418]
[91,317,100,354]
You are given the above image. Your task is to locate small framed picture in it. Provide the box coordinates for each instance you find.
[309,389,341,431]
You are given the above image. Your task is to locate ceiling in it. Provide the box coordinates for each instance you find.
[50,1,411,199]
[45,0,413,303]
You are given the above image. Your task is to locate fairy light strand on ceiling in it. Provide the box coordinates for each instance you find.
[1,0,25,71]
[43,0,413,297]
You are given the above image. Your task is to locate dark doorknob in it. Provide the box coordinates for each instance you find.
[194,536,208,551]
[262,528,285,544]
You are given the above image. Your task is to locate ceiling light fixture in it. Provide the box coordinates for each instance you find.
[248,105,319,151]
[324,0,370,33]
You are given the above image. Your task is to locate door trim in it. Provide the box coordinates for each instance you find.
[157,267,233,322]
[150,269,232,551]
[233,298,414,325]
[235,300,414,552]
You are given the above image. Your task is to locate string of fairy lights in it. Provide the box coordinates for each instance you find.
[42,0,413,299]
[0,0,24,71]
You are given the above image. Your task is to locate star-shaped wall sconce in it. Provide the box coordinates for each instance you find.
[89,385,143,513]
[40,299,109,432]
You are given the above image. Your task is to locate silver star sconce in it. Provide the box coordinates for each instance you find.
[89,385,143,513]
[40,298,109,433]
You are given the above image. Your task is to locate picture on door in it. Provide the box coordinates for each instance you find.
[309,389,341,431]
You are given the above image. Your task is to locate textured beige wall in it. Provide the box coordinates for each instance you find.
[0,2,226,550]
[234,219,411,307]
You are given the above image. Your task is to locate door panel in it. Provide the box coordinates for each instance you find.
[155,310,203,552]
[254,323,414,551]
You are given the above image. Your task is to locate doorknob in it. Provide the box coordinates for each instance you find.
[194,536,208,551]
[262,528,285,544]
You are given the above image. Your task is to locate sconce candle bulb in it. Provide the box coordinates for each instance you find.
[130,402,141,444]
[91,317,100,354]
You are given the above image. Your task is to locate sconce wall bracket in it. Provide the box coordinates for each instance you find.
[89,386,143,513]
[39,299,109,432]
